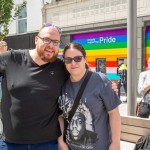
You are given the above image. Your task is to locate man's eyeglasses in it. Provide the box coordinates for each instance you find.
[64,56,83,64]
[38,35,60,46]
[43,23,62,35]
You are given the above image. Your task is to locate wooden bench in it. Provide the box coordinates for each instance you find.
[121,115,150,143]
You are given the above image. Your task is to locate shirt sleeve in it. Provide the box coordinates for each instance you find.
[138,72,145,96]
[98,73,122,111]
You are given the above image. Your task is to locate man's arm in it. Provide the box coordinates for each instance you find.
[111,82,118,94]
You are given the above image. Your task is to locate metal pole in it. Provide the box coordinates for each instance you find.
[127,0,137,116]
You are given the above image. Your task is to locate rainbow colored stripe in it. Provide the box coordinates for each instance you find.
[71,28,127,80]
[146,26,150,68]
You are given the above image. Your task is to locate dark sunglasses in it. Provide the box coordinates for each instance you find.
[64,56,83,64]
[43,23,62,35]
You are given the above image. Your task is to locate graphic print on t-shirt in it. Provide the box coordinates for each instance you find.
[59,94,98,149]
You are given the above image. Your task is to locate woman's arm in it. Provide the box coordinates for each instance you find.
[138,72,146,96]
[58,115,69,150]
[108,107,121,150]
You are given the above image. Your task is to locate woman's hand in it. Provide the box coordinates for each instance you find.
[58,140,69,150]
[58,116,69,150]
[144,84,150,93]
[108,142,120,150]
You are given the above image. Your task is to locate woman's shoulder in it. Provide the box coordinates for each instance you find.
[140,70,150,76]
[92,71,108,79]
[91,71,109,85]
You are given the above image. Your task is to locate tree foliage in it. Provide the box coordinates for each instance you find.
[0,0,27,40]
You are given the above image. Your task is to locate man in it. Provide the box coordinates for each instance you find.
[0,25,70,150]
[0,24,118,150]
[117,58,127,102]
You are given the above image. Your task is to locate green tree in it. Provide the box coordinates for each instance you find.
[0,0,27,41]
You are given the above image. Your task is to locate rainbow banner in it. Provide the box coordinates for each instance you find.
[146,26,150,68]
[72,28,127,80]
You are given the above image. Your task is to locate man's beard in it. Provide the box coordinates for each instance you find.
[40,54,57,63]
[37,48,58,63]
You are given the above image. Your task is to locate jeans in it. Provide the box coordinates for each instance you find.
[117,81,127,98]
[0,139,58,150]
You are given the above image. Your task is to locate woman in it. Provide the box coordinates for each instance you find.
[58,42,121,150]
[138,57,150,115]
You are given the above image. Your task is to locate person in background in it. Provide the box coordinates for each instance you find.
[117,58,127,102]
[0,24,118,150]
[138,57,150,117]
[58,42,121,150]
[0,41,8,53]
[0,41,8,100]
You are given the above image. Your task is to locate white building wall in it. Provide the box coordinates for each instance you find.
[8,0,43,36]
[7,0,150,36]
[43,0,150,28]
[27,0,43,32]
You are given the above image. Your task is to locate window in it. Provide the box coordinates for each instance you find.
[96,58,106,73]
[18,5,27,33]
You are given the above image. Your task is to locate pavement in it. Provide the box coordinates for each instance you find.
[120,141,135,150]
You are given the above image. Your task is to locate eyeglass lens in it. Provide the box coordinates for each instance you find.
[64,56,83,64]
[38,36,60,46]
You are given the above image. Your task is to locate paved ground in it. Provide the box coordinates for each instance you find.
[121,141,135,150]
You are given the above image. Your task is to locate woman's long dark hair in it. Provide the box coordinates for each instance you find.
[63,42,89,69]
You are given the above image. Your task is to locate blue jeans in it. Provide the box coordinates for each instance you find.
[0,139,58,150]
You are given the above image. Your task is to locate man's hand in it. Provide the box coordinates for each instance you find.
[111,82,118,94]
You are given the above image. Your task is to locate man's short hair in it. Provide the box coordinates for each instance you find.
[118,58,124,61]
[0,41,7,48]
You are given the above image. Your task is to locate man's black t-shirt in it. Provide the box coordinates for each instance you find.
[0,50,69,144]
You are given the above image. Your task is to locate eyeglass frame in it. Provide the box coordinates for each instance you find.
[64,56,84,64]
[37,35,60,46]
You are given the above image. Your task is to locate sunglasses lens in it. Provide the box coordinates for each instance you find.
[64,56,83,64]
[64,58,72,64]
[74,56,83,62]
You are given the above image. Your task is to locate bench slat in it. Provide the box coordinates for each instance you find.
[121,132,141,143]
[121,124,150,136]
[121,115,150,143]
[121,115,150,128]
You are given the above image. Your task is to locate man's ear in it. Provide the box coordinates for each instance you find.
[35,36,38,45]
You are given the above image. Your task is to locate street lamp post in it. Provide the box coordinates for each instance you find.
[127,0,137,116]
